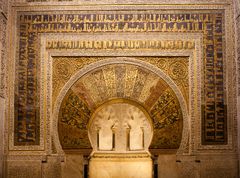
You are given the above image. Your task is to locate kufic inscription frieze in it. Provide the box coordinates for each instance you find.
[46,40,195,50]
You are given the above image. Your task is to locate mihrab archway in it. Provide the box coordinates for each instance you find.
[52,57,189,177]
[88,99,154,152]
[88,100,154,178]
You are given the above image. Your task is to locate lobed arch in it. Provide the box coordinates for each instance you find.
[52,57,189,155]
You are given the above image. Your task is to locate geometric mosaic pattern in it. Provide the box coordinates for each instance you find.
[58,63,183,149]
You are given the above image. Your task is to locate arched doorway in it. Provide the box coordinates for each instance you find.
[53,58,188,178]
[88,100,153,178]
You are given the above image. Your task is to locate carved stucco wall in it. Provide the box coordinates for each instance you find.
[12,10,227,149]
[3,0,239,178]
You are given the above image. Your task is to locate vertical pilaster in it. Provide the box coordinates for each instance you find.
[0,0,8,177]
[234,0,240,177]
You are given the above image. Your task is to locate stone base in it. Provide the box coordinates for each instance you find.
[157,153,238,178]
[6,155,62,178]
[89,152,152,178]
[61,154,84,178]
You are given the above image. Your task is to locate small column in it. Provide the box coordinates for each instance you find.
[126,125,131,151]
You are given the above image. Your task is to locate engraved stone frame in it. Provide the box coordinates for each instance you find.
[48,33,196,155]
[7,5,236,157]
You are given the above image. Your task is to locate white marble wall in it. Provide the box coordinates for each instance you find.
[89,153,152,178]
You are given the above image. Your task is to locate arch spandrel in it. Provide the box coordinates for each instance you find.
[57,60,186,151]
[53,57,189,109]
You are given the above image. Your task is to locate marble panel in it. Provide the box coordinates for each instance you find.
[42,156,62,178]
[199,156,238,178]
[158,154,179,178]
[7,160,42,178]
[89,153,152,178]
[61,154,83,178]
[156,154,239,178]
